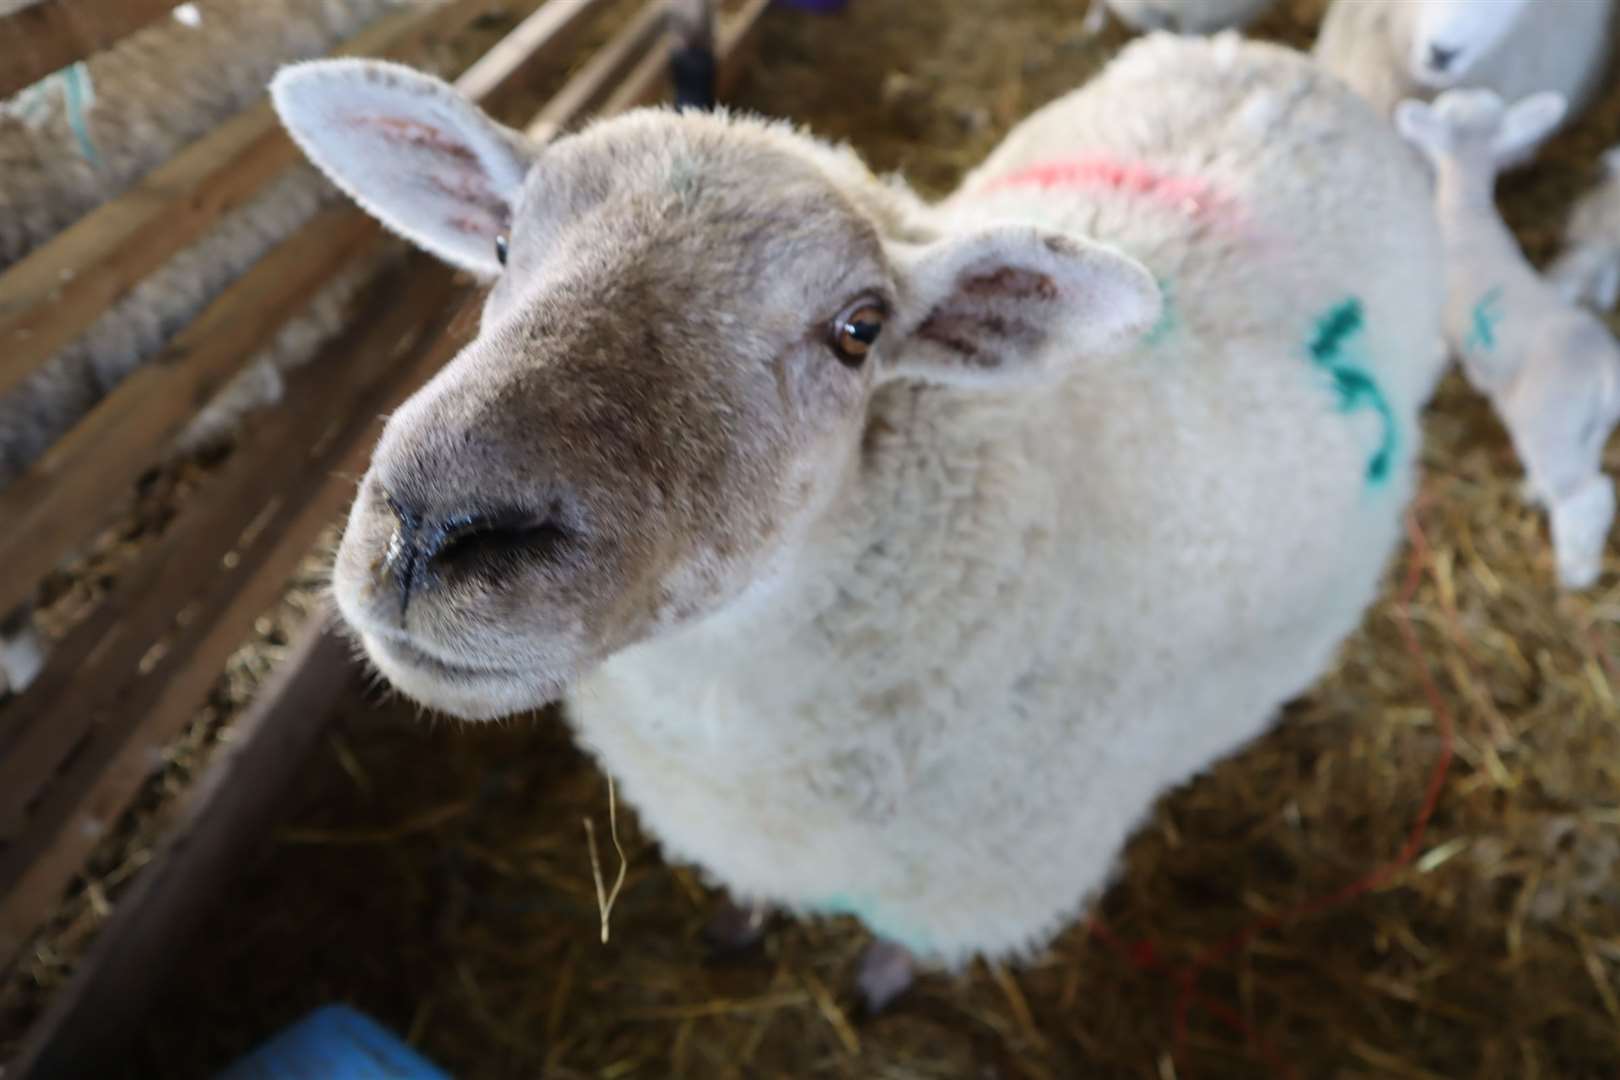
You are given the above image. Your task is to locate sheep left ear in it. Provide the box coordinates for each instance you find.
[271,58,535,278]
[1493,91,1566,163]
[882,225,1161,388]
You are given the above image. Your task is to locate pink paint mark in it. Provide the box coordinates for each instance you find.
[978,155,1228,220]
[353,113,478,165]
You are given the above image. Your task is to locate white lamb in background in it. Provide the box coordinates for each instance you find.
[1315,0,1614,165]
[1397,89,1620,590]
[1549,147,1620,313]
[0,0,428,696]
[1082,0,1276,36]
[273,32,1444,1006]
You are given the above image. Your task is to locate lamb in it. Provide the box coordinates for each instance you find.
[0,0,423,696]
[1314,0,1614,163]
[1549,147,1620,313]
[1397,89,1620,590]
[272,32,1445,1005]
[1082,0,1276,36]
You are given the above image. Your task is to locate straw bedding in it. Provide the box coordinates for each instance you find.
[7,0,1620,1075]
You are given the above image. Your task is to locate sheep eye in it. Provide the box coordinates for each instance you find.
[830,303,885,367]
[494,234,509,266]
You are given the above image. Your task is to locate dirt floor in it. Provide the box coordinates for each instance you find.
[40,0,1620,1076]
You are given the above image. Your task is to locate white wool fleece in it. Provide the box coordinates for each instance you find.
[571,34,1445,965]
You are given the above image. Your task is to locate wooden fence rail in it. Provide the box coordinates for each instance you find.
[0,0,184,100]
[1,0,769,1071]
[0,0,620,619]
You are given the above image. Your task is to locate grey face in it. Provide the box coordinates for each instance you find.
[270,59,1161,721]
[331,116,893,718]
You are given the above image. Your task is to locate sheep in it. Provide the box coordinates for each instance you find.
[1396,89,1620,590]
[0,0,424,696]
[1314,0,1614,164]
[1083,0,1276,36]
[271,32,1445,1006]
[1549,147,1620,313]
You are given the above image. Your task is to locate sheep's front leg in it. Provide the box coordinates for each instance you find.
[1549,475,1616,589]
[701,898,771,952]
[856,939,914,1013]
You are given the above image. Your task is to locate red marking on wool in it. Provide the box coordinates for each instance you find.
[1087,501,1457,1079]
[979,155,1222,217]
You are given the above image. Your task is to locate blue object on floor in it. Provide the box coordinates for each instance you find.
[216,1004,450,1080]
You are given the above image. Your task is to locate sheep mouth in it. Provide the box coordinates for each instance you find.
[357,626,576,721]
[368,631,520,682]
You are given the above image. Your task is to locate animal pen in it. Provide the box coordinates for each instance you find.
[0,0,767,1072]
[0,1,1619,1078]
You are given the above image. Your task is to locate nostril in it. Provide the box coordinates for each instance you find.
[1427,43,1459,71]
[426,506,573,570]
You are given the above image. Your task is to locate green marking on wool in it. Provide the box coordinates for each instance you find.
[1142,278,1176,346]
[1467,286,1504,353]
[814,893,934,953]
[1306,298,1398,486]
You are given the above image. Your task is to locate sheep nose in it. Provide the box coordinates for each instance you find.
[1427,43,1460,72]
[382,492,573,617]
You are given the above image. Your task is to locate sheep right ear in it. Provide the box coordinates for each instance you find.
[271,59,536,278]
[1493,92,1566,164]
[882,225,1161,389]
[1393,98,1445,153]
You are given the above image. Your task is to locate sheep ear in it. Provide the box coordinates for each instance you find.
[1493,91,1566,163]
[883,225,1161,389]
[1393,98,1445,153]
[271,59,535,278]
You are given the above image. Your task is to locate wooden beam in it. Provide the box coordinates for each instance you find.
[0,258,461,839]
[716,0,771,97]
[0,0,182,100]
[524,0,668,142]
[0,2,771,1063]
[599,30,679,116]
[4,609,355,1080]
[0,0,519,403]
[0,209,381,619]
[0,0,606,619]
[0,282,482,972]
[454,0,617,106]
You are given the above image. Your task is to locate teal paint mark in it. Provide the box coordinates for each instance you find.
[1306,298,1398,486]
[1467,286,1504,354]
[813,893,934,954]
[61,63,99,167]
[1142,278,1176,347]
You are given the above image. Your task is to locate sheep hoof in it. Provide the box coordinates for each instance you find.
[700,899,770,953]
[856,939,914,1014]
